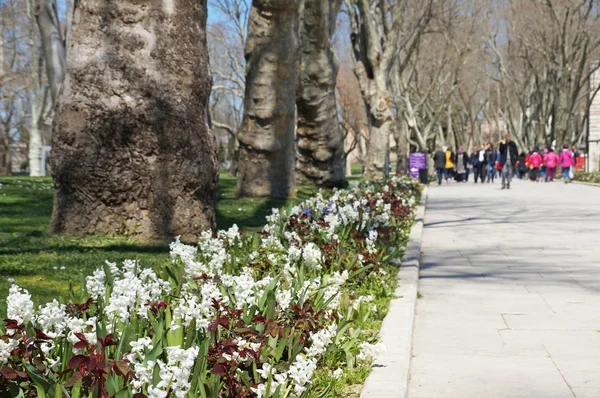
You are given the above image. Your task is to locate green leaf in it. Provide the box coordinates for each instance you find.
[115,323,132,359]
[258,276,280,311]
[274,337,288,362]
[105,376,118,397]
[24,362,52,392]
[70,379,82,398]
[144,340,163,365]
[34,385,47,398]
[53,383,63,398]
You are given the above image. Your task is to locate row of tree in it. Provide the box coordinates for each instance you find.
[1,0,599,239]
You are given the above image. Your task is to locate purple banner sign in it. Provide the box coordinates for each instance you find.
[409,152,427,178]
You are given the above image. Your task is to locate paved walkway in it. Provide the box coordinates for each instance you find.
[408,179,600,398]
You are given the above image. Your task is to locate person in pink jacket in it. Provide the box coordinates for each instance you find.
[529,149,543,182]
[543,148,560,182]
[559,144,575,183]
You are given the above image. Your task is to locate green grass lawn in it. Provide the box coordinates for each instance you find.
[0,173,339,317]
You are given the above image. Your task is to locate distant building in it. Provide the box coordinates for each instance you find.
[588,67,600,172]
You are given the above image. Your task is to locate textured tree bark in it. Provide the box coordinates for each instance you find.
[364,86,393,180]
[295,0,345,187]
[236,0,300,198]
[49,0,218,240]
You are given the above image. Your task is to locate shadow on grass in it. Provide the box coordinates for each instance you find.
[214,174,319,232]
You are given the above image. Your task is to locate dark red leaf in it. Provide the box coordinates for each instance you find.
[64,372,83,387]
[74,333,88,343]
[211,363,227,376]
[1,366,18,379]
[74,340,89,349]
[112,360,130,376]
[88,357,97,371]
[34,328,52,340]
[218,317,230,329]
[68,355,88,369]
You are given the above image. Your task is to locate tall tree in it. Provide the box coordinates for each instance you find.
[236,0,300,198]
[26,0,51,177]
[34,0,66,105]
[49,0,218,240]
[295,0,345,187]
[344,0,434,180]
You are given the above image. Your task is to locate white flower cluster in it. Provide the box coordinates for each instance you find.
[357,341,386,361]
[148,346,199,398]
[352,295,375,311]
[86,267,106,298]
[103,260,171,323]
[252,321,339,396]
[0,338,18,366]
[304,324,337,357]
[302,242,323,271]
[7,285,34,326]
[36,300,67,338]
[366,230,378,254]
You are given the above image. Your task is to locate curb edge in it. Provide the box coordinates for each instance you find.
[360,186,429,398]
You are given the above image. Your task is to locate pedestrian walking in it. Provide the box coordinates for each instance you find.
[485,143,498,183]
[499,135,518,190]
[469,146,485,183]
[559,145,575,183]
[529,148,543,182]
[455,147,469,183]
[517,153,528,180]
[571,145,580,180]
[543,148,559,182]
[445,147,455,183]
[433,147,446,186]
[540,148,549,180]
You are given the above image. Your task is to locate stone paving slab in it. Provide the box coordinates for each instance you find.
[408,179,600,398]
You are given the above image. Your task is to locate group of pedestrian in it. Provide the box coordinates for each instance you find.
[523,145,579,183]
[433,135,580,189]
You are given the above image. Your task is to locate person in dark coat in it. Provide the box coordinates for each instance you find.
[469,146,486,183]
[499,135,519,189]
[516,153,528,179]
[433,147,446,186]
[455,147,469,183]
[484,143,498,183]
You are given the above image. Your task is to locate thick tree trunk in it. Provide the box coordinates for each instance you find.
[49,0,218,240]
[236,0,300,198]
[295,0,344,187]
[35,0,66,105]
[364,87,392,180]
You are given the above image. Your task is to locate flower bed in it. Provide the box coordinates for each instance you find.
[574,171,600,184]
[1,177,421,398]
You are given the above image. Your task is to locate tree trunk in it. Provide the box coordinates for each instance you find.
[236,0,300,198]
[295,0,344,187]
[35,0,66,105]
[28,114,43,176]
[49,0,218,240]
[396,118,408,175]
[26,0,47,177]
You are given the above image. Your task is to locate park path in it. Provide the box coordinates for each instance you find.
[408,179,600,398]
